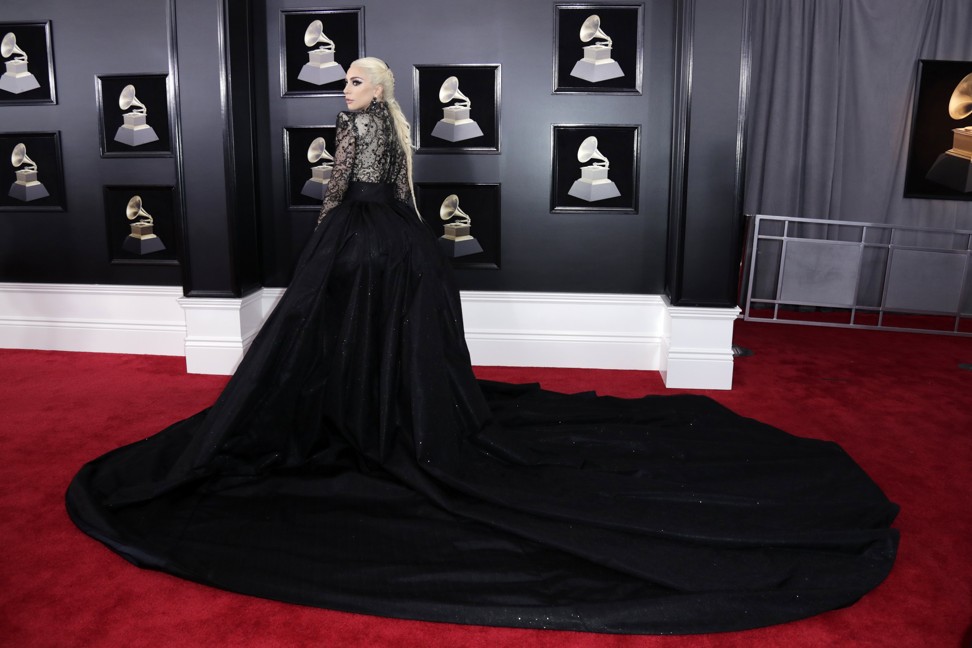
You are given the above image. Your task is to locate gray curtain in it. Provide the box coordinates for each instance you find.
[744,0,972,229]
[742,0,972,312]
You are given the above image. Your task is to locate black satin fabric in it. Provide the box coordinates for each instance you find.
[66,183,898,634]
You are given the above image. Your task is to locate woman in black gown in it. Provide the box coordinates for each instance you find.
[66,57,898,635]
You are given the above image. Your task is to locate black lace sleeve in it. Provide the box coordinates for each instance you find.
[318,112,355,225]
[391,150,414,209]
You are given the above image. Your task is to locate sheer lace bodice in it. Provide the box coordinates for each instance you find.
[318,100,412,222]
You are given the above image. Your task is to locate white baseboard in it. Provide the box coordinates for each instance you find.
[460,291,666,370]
[178,290,266,374]
[0,283,739,389]
[0,283,186,356]
[660,299,740,389]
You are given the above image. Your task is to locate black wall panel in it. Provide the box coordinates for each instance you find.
[221,0,263,297]
[0,0,179,286]
[666,0,747,307]
[1,0,748,305]
[258,0,676,293]
[679,0,746,306]
[173,0,262,297]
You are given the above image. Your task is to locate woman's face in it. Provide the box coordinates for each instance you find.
[343,65,381,112]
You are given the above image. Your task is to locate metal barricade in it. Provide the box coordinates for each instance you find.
[741,214,972,335]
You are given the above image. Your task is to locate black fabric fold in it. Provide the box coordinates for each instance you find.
[66,183,898,635]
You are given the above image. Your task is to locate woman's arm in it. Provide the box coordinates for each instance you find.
[391,153,414,209]
[317,112,355,225]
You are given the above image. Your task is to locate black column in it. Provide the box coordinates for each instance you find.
[171,0,261,298]
[666,0,749,307]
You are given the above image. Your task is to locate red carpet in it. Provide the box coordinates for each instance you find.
[1,320,970,647]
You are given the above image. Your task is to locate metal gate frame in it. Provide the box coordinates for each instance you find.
[741,214,972,336]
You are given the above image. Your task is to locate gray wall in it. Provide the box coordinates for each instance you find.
[259,0,676,293]
[1,0,748,305]
[0,0,180,286]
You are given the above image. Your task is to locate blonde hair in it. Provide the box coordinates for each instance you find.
[349,57,417,212]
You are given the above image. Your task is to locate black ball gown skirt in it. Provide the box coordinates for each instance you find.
[66,182,898,635]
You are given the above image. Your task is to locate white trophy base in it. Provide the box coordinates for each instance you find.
[431,119,484,142]
[568,178,621,202]
[122,234,167,255]
[0,72,40,94]
[298,62,345,86]
[115,124,160,147]
[9,181,49,201]
[438,235,483,258]
[569,58,624,83]
[301,177,330,199]
[925,151,972,192]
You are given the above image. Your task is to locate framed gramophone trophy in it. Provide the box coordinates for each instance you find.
[551,124,640,213]
[921,69,972,193]
[905,60,972,200]
[415,183,501,269]
[296,20,345,86]
[1,31,40,94]
[436,193,485,258]
[0,131,65,211]
[114,84,160,147]
[8,142,49,202]
[280,8,363,97]
[413,64,501,153]
[283,125,337,210]
[569,15,624,83]
[103,185,179,265]
[96,74,172,157]
[553,4,643,95]
[300,137,334,200]
[121,194,167,255]
[567,136,621,202]
[0,21,56,105]
[430,76,485,142]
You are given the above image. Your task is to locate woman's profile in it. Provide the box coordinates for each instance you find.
[66,57,898,635]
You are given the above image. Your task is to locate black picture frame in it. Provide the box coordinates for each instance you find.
[0,131,65,211]
[283,125,337,211]
[280,8,364,97]
[551,124,640,213]
[415,182,501,269]
[553,4,644,95]
[0,21,56,105]
[903,59,972,200]
[413,64,501,154]
[104,185,179,265]
[95,74,172,157]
